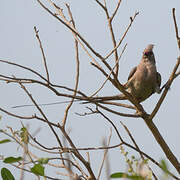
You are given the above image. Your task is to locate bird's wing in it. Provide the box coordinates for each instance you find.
[157,72,161,87]
[127,66,137,80]
[151,72,161,95]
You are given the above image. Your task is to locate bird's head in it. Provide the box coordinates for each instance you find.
[143,44,155,63]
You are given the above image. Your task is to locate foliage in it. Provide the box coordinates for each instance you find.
[31,163,45,176]
[1,168,15,180]
[111,146,152,180]
[3,157,22,164]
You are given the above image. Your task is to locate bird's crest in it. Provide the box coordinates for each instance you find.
[143,44,154,54]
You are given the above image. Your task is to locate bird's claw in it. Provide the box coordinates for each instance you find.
[160,81,171,92]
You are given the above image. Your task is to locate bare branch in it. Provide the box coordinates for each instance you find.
[105,12,139,60]
[57,124,96,179]
[94,0,106,11]
[0,59,47,81]
[97,101,135,110]
[110,0,122,21]
[37,0,104,61]
[97,103,139,118]
[18,82,64,150]
[38,0,117,79]
[62,4,80,128]
[0,107,35,120]
[97,108,123,142]
[105,1,119,75]
[75,107,98,116]
[95,0,122,76]
[11,164,63,180]
[150,56,180,120]
[34,26,50,83]
[53,1,100,68]
[90,44,127,97]
[172,8,180,49]
[97,129,112,179]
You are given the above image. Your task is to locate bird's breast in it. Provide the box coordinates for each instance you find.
[127,62,157,102]
[144,62,157,81]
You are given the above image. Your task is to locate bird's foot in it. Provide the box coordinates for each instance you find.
[164,81,171,90]
[160,81,171,92]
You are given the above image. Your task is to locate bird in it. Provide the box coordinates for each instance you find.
[89,44,161,103]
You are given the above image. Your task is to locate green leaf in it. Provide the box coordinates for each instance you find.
[128,176,144,180]
[3,157,22,163]
[111,172,127,178]
[160,159,169,174]
[0,139,11,144]
[110,172,144,179]
[31,164,44,176]
[37,158,49,164]
[20,127,29,144]
[1,168,15,180]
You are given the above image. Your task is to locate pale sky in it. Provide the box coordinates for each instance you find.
[0,0,180,179]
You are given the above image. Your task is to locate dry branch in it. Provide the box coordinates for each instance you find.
[34,26,50,83]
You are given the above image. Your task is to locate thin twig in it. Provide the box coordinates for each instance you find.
[0,60,84,96]
[21,156,81,172]
[0,107,35,120]
[18,82,64,149]
[97,101,135,110]
[121,122,144,159]
[34,26,50,83]
[97,129,112,180]
[39,0,117,78]
[105,12,139,60]
[97,103,140,118]
[11,164,63,180]
[149,57,180,120]
[110,0,122,21]
[94,0,106,11]
[95,0,121,75]
[0,75,88,102]
[172,8,180,49]
[62,4,80,128]
[149,9,180,119]
[108,13,119,76]
[97,108,123,142]
[90,44,127,97]
[0,59,47,81]
[57,124,96,179]
[0,109,60,129]
[53,1,100,68]
[37,0,104,61]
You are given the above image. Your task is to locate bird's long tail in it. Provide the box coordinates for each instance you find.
[83,94,126,103]
[12,94,127,108]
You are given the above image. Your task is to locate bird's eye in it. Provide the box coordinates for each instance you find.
[144,52,148,56]
[144,51,152,56]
